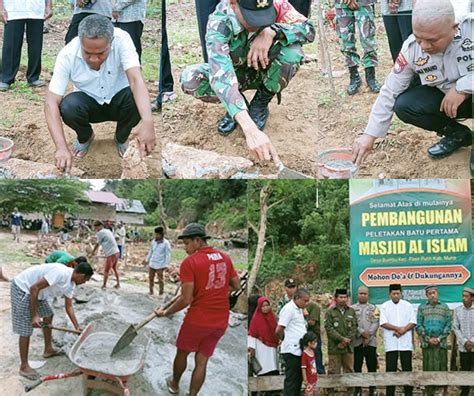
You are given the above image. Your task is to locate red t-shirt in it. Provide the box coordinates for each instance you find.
[180,246,238,329]
[301,350,318,385]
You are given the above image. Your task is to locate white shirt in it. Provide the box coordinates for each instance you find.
[48,28,140,105]
[115,227,126,246]
[14,264,75,300]
[248,336,279,375]
[3,0,45,20]
[96,229,119,257]
[147,238,171,270]
[380,299,417,352]
[278,300,307,356]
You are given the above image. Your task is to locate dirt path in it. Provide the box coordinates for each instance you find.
[0,19,161,179]
[0,232,247,395]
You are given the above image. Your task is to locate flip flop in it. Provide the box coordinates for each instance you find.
[166,376,179,394]
[115,140,129,158]
[19,370,40,381]
[43,350,65,359]
[72,133,95,158]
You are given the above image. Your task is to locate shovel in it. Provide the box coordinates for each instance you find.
[111,294,179,356]
[276,161,311,179]
[41,323,82,335]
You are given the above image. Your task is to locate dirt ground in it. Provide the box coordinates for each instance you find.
[0,18,161,179]
[0,231,247,395]
[162,3,471,179]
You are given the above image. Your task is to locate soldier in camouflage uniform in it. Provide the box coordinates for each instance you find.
[324,288,358,394]
[335,0,381,94]
[181,0,315,163]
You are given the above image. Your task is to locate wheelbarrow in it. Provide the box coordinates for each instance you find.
[25,319,150,395]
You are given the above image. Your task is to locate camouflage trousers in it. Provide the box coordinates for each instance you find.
[335,5,378,68]
[180,43,304,105]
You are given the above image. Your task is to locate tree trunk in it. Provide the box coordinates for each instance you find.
[247,184,272,294]
[316,0,336,95]
[156,180,168,232]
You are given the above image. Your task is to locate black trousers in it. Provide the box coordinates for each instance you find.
[282,353,303,396]
[288,0,311,18]
[394,85,473,135]
[383,11,413,62]
[385,350,413,396]
[59,87,140,144]
[460,352,474,396]
[158,0,174,100]
[195,0,219,62]
[114,21,143,62]
[354,345,377,393]
[1,19,44,84]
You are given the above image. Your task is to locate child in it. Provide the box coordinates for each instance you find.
[301,331,318,396]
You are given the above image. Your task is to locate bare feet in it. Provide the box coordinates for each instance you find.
[149,291,154,295]
[43,349,64,358]
[114,284,120,289]
[19,366,40,380]
[166,376,179,394]
[101,285,107,290]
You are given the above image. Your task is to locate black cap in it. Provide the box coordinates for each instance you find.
[335,288,347,296]
[389,284,402,292]
[178,223,211,240]
[424,285,438,292]
[238,0,277,28]
[284,278,296,287]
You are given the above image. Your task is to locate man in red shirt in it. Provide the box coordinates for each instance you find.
[154,223,240,396]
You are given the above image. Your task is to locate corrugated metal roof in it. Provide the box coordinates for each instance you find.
[86,191,122,205]
[116,199,147,214]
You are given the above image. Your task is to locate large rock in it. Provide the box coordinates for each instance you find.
[120,138,149,179]
[0,158,83,179]
[162,143,253,179]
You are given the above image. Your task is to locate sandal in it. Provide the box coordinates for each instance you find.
[162,91,177,103]
[19,370,40,381]
[115,140,129,158]
[72,133,95,158]
[166,376,179,394]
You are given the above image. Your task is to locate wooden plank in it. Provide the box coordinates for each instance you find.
[249,372,474,391]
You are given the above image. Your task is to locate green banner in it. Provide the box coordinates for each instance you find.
[350,179,473,305]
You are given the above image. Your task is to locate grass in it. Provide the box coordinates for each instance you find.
[0,238,36,264]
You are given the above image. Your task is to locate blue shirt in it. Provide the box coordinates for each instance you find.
[147,238,171,269]
[11,212,22,226]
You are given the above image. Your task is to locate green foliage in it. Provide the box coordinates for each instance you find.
[249,180,350,293]
[0,180,90,215]
[103,180,247,230]
[207,199,247,231]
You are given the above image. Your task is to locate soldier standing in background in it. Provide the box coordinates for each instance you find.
[334,0,382,95]
[325,288,358,395]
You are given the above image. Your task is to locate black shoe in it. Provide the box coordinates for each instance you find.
[248,85,275,130]
[347,66,362,95]
[365,66,381,93]
[217,112,237,136]
[428,127,472,159]
[151,99,162,113]
[369,387,377,396]
[353,389,362,396]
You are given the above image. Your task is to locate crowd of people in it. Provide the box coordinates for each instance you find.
[248,280,474,395]
[3,219,244,395]
[2,0,470,174]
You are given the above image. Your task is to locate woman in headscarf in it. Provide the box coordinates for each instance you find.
[248,296,280,378]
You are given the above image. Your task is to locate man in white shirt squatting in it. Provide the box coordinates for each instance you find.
[10,262,93,380]
[144,226,171,295]
[380,283,417,396]
[44,14,156,173]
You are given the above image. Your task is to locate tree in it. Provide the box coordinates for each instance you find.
[0,180,90,215]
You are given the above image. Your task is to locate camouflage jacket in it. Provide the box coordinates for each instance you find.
[334,0,375,8]
[206,0,315,118]
[325,305,358,354]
